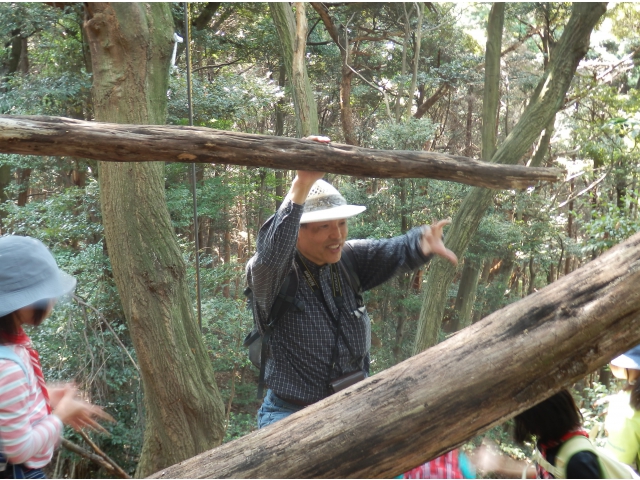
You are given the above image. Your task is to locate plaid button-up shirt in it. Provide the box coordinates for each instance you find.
[246,198,431,403]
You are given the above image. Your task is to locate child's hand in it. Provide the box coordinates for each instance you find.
[47,382,76,409]
[53,387,115,433]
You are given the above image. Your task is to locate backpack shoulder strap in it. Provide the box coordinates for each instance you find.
[553,435,633,479]
[268,264,302,327]
[339,243,362,299]
[253,263,302,399]
[532,448,564,479]
[554,436,595,479]
[0,345,30,384]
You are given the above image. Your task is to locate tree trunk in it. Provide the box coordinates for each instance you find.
[16,167,31,206]
[405,3,425,119]
[413,83,449,120]
[270,2,318,137]
[481,2,504,163]
[83,4,225,477]
[528,256,537,294]
[149,231,640,479]
[0,115,562,190]
[0,26,28,227]
[463,85,474,158]
[529,114,556,168]
[222,229,231,298]
[399,179,408,233]
[310,2,358,145]
[0,165,10,231]
[413,3,607,353]
[395,3,412,122]
[472,260,493,323]
[275,64,287,209]
[452,258,481,331]
[1,29,22,84]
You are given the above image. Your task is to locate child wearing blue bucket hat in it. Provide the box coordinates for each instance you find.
[0,235,113,478]
[604,345,640,474]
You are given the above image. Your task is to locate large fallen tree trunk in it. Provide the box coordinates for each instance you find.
[149,232,640,479]
[0,114,562,189]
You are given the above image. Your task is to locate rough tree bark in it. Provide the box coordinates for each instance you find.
[311,2,358,145]
[451,2,503,334]
[413,82,449,120]
[452,258,481,331]
[83,3,225,477]
[529,114,556,168]
[406,2,425,119]
[413,2,607,353]
[270,2,318,137]
[0,25,28,229]
[0,115,562,190]
[481,2,504,164]
[149,231,640,479]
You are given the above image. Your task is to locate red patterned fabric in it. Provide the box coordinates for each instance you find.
[0,328,52,414]
[403,450,463,479]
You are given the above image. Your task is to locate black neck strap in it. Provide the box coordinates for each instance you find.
[295,253,343,307]
[295,252,358,372]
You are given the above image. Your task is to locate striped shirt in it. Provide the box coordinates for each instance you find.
[0,344,62,468]
[246,198,431,403]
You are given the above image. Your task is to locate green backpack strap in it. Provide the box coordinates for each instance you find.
[553,435,638,479]
[553,436,595,478]
[532,447,564,479]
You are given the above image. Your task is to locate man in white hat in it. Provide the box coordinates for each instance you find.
[247,158,457,428]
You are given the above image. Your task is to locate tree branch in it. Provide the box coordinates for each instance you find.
[413,83,449,119]
[61,438,130,479]
[0,115,563,189]
[77,430,131,479]
[73,295,140,373]
[192,59,241,72]
[192,3,221,31]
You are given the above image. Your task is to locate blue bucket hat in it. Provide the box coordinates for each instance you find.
[0,235,76,317]
[611,345,640,370]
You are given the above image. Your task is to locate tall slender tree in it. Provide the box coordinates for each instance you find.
[83,3,225,476]
[270,2,319,137]
[414,2,607,352]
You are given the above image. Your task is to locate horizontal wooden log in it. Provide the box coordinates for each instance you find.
[0,115,562,189]
[149,232,640,479]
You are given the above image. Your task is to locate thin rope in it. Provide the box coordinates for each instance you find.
[184,2,202,331]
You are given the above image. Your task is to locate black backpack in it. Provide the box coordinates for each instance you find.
[243,244,363,398]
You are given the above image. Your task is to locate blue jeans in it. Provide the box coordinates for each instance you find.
[257,389,307,429]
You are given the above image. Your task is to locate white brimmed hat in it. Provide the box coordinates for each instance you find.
[0,235,77,317]
[611,345,640,370]
[300,180,366,224]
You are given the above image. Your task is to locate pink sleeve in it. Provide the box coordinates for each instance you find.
[0,360,62,465]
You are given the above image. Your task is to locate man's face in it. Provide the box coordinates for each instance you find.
[297,218,348,266]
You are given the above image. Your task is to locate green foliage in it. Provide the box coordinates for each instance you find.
[0,70,91,116]
[0,181,102,244]
[470,213,523,261]
[582,193,640,253]
[168,67,286,133]
[370,117,438,151]
[202,294,253,372]
[224,412,256,443]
